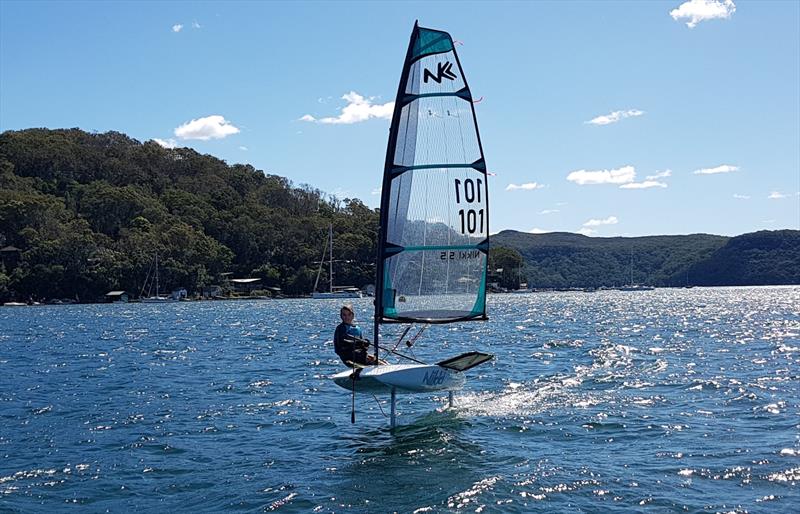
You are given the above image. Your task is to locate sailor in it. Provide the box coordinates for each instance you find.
[333,303,378,366]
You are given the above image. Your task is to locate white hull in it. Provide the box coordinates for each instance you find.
[141,297,174,303]
[332,364,464,394]
[312,291,362,299]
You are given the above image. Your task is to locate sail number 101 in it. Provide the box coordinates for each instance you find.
[454,178,484,234]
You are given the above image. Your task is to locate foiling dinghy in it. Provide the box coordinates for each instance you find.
[332,22,493,427]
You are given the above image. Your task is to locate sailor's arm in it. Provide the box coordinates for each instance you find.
[342,334,371,348]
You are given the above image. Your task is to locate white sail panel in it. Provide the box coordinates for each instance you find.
[393,97,482,168]
[385,167,488,248]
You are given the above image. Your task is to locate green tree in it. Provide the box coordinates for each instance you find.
[76,181,166,237]
[489,246,525,289]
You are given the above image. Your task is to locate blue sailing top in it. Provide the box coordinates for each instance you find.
[335,322,363,341]
[333,322,365,364]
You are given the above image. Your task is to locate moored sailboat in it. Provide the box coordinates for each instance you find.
[140,254,174,302]
[312,224,362,299]
[617,249,654,291]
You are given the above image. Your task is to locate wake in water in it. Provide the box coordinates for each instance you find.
[454,340,669,417]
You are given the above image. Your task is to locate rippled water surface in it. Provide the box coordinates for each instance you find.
[1,287,798,512]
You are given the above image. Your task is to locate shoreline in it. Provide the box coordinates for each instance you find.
[4,284,798,307]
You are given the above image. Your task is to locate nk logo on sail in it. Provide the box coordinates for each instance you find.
[424,61,457,84]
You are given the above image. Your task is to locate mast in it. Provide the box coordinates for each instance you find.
[629,248,634,286]
[328,224,334,293]
[154,253,159,297]
[313,232,326,294]
[375,21,420,361]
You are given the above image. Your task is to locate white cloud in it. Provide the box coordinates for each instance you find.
[529,228,549,234]
[733,194,750,199]
[174,115,240,140]
[768,191,788,199]
[239,146,248,151]
[506,182,544,191]
[192,20,202,29]
[618,169,671,188]
[330,188,356,200]
[567,165,636,185]
[371,187,382,196]
[693,164,739,175]
[540,209,560,215]
[153,138,178,149]
[301,91,393,124]
[670,0,736,28]
[172,24,183,33]
[620,180,668,189]
[585,109,644,126]
[583,216,619,227]
[577,227,597,236]
[646,169,672,180]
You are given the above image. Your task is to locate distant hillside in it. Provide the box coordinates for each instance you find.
[492,230,800,288]
[0,128,378,302]
[687,230,800,286]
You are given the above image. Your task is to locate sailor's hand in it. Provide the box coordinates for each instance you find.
[344,336,370,348]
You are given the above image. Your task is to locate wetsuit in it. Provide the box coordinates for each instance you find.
[334,322,368,366]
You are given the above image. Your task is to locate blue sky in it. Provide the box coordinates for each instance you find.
[1,0,798,237]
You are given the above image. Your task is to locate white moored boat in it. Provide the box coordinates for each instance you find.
[311,224,363,299]
[140,254,176,303]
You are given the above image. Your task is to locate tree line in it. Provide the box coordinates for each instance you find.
[491,229,800,288]
[0,128,378,302]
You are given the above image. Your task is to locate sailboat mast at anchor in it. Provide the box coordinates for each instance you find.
[332,22,493,427]
[312,224,362,299]
[328,224,334,294]
[141,253,173,303]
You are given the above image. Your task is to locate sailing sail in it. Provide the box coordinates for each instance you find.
[376,22,489,324]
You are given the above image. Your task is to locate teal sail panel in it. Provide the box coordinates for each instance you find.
[376,23,490,325]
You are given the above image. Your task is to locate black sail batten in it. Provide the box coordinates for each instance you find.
[390,159,486,178]
[400,86,472,107]
[380,308,488,325]
[383,243,404,257]
[375,22,490,360]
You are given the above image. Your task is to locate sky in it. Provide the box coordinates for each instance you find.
[1,0,798,237]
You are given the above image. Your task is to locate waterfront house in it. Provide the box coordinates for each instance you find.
[105,291,130,303]
[230,278,262,294]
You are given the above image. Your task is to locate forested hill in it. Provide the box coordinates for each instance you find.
[0,128,378,301]
[492,229,800,288]
[1,128,797,303]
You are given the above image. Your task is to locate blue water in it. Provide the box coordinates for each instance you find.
[1,287,798,513]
